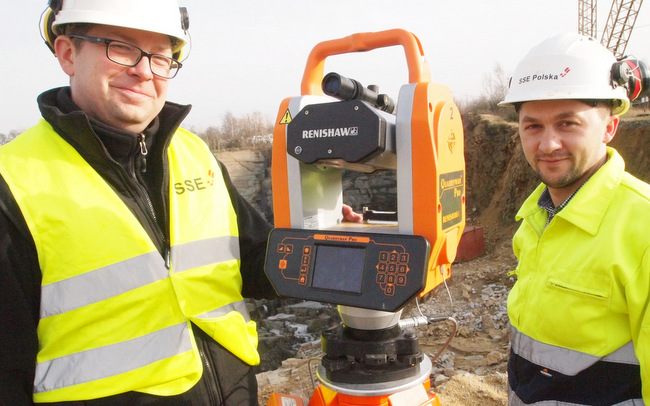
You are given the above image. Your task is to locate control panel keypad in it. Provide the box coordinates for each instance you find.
[376,250,410,296]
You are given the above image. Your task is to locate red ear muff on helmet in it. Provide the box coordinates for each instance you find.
[612,58,650,102]
[41,0,63,55]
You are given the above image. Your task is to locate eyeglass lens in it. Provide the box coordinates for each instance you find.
[107,42,179,79]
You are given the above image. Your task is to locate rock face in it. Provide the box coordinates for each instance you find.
[215,149,274,221]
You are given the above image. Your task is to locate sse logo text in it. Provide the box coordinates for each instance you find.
[174,170,216,194]
[518,67,570,85]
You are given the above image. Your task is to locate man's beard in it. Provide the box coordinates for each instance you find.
[537,166,583,189]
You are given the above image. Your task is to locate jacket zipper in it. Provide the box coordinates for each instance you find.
[199,335,222,404]
[158,133,172,267]
[122,133,169,256]
[138,133,148,173]
[133,134,155,223]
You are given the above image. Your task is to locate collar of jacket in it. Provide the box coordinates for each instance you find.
[36,87,192,169]
[515,148,625,236]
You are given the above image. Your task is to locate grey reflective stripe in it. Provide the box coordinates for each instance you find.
[40,236,239,319]
[602,340,639,365]
[195,300,251,322]
[508,388,645,405]
[171,235,240,273]
[510,326,639,376]
[34,323,192,393]
[40,250,166,318]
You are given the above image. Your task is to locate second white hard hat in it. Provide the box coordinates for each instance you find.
[499,32,630,115]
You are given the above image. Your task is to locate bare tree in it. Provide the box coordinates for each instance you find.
[221,112,238,142]
[482,63,509,106]
[202,126,222,151]
[460,63,514,119]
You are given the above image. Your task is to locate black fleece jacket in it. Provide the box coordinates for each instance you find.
[0,87,276,405]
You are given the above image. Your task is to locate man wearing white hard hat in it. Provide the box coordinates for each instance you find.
[500,32,650,405]
[0,1,278,404]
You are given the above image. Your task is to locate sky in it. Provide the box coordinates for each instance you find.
[2,1,649,135]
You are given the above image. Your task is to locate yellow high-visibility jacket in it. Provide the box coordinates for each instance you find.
[0,120,259,403]
[508,148,650,404]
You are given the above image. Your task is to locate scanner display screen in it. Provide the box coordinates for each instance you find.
[311,245,365,294]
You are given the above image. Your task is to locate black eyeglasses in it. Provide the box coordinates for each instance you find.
[68,34,182,79]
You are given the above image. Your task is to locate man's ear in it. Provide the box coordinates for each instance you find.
[54,35,75,77]
[603,114,620,144]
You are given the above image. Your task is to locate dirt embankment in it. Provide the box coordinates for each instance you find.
[256,111,650,406]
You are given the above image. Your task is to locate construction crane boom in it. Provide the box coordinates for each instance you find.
[579,0,598,38]
[601,0,644,58]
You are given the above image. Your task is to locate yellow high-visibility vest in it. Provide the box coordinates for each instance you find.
[0,120,259,403]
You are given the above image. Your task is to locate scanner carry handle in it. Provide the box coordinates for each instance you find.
[300,28,431,95]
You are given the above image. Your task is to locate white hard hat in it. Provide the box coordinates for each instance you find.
[499,32,629,115]
[51,0,189,52]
